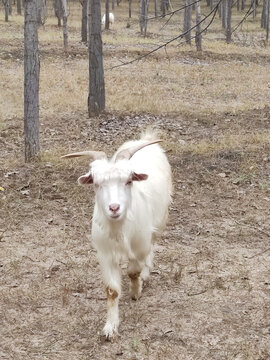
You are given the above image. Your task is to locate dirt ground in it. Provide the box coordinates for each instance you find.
[1,108,270,360]
[1,2,270,359]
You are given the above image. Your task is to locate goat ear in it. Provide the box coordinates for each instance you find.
[78,172,94,185]
[131,172,148,181]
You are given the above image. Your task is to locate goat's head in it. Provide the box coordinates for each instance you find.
[62,140,161,221]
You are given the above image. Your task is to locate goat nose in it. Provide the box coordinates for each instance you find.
[109,203,120,213]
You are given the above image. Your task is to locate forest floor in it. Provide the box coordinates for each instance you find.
[1,3,270,360]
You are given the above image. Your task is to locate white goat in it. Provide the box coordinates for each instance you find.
[102,12,114,26]
[62,132,172,339]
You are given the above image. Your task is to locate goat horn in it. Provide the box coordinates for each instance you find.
[61,151,107,160]
[115,140,163,161]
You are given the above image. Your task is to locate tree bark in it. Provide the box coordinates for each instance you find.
[222,0,227,29]
[252,0,256,18]
[154,0,157,17]
[128,0,131,18]
[9,0,12,14]
[195,0,202,51]
[81,0,87,43]
[160,0,166,17]
[37,0,47,25]
[226,0,232,43]
[184,0,192,45]
[261,0,266,28]
[266,0,269,42]
[17,0,22,14]
[139,0,148,36]
[53,0,63,27]
[24,0,40,162]
[61,0,68,50]
[105,0,109,29]
[88,0,105,116]
[3,0,9,22]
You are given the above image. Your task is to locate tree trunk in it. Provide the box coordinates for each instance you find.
[81,0,87,43]
[195,0,202,51]
[88,0,105,116]
[222,0,227,29]
[160,0,166,17]
[112,0,114,10]
[139,0,148,36]
[129,0,131,18]
[144,0,148,36]
[241,0,245,9]
[105,0,109,29]
[24,0,40,162]
[266,0,269,42]
[61,0,68,50]
[252,0,256,18]
[9,0,12,14]
[17,0,22,14]
[53,0,63,27]
[226,0,232,43]
[154,0,157,17]
[37,0,47,25]
[4,0,9,21]
[184,0,192,45]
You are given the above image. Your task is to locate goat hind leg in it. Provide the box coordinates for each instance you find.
[127,260,143,300]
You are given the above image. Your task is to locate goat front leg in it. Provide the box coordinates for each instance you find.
[98,255,121,339]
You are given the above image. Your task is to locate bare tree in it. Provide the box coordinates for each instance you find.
[195,0,202,51]
[252,0,256,18]
[129,0,131,18]
[88,0,105,116]
[140,0,149,36]
[53,0,63,26]
[105,0,110,29]
[61,0,68,50]
[37,0,47,25]
[160,0,166,17]
[3,0,9,21]
[81,0,87,43]
[226,0,232,42]
[154,0,158,17]
[17,0,22,14]
[222,0,227,28]
[184,0,192,45]
[265,0,270,42]
[9,0,12,14]
[24,0,40,162]
[261,0,269,30]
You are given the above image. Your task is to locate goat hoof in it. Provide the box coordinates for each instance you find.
[103,322,119,341]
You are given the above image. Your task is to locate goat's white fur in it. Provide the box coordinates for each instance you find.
[102,12,114,25]
[77,132,172,338]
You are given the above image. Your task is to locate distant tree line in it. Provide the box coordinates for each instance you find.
[1,0,269,160]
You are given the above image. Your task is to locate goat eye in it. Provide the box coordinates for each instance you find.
[126,180,132,186]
